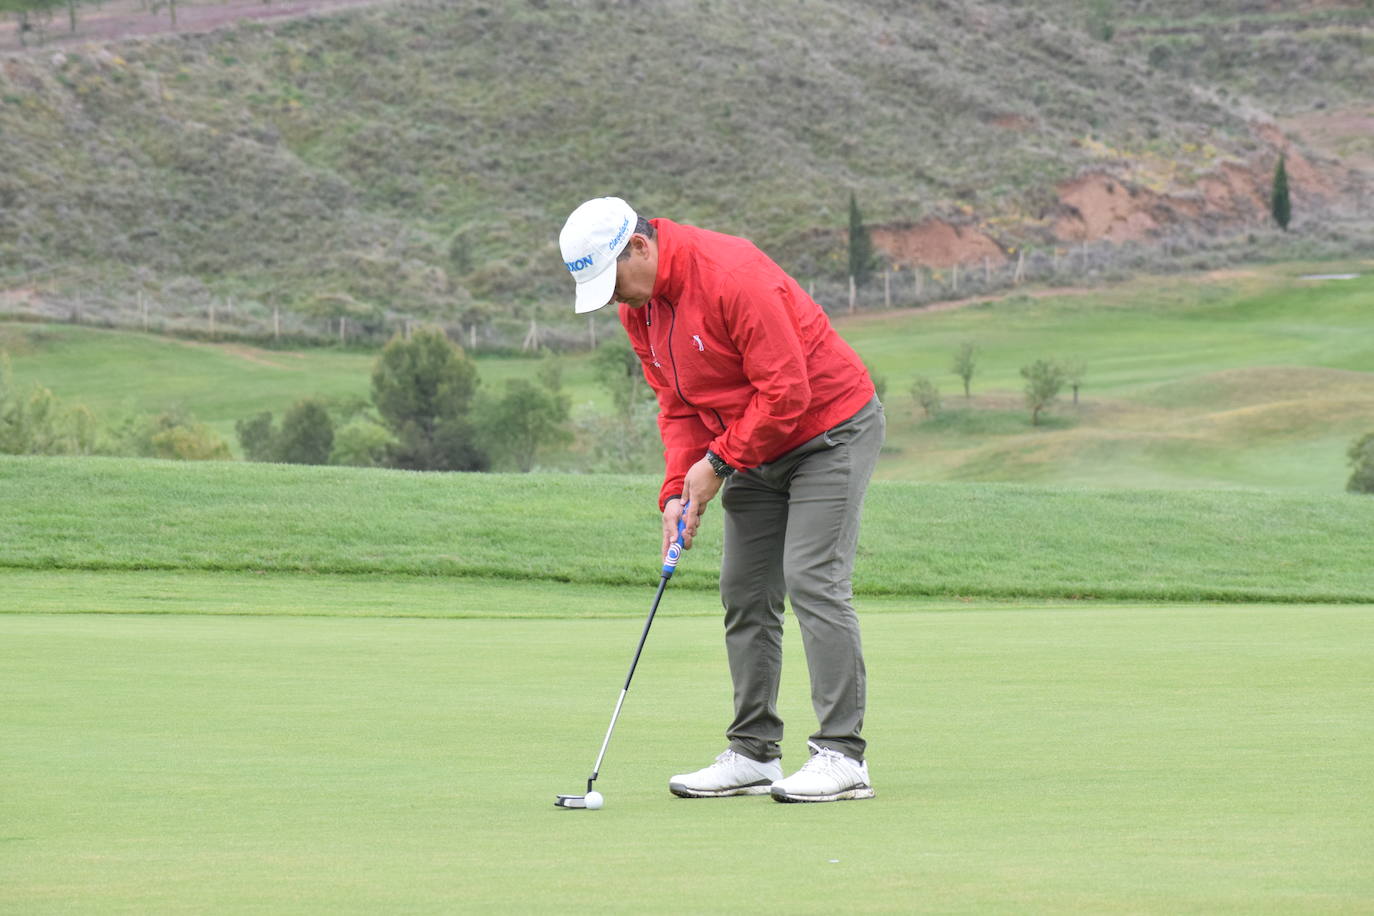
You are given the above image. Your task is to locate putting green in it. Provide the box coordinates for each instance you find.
[3,596,1371,912]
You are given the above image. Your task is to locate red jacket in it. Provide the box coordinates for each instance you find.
[620,219,875,509]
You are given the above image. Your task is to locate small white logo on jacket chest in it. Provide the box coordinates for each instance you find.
[692,335,705,351]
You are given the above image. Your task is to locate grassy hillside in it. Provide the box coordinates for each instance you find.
[3,0,1354,339]
[4,455,1373,602]
[1098,1,1374,115]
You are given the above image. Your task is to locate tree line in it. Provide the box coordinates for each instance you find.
[235,329,572,473]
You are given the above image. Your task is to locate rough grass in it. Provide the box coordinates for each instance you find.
[4,456,1374,603]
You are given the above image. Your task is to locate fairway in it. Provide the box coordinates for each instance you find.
[3,585,1371,913]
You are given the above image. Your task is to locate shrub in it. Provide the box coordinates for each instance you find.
[331,419,394,468]
[1,360,100,456]
[236,411,277,462]
[911,375,942,418]
[869,370,888,403]
[1347,432,1374,494]
[573,400,660,474]
[118,408,231,461]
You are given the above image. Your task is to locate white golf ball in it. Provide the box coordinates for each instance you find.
[584,791,604,810]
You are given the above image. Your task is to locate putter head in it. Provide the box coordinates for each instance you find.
[554,794,588,808]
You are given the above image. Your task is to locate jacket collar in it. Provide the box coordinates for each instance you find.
[649,218,685,305]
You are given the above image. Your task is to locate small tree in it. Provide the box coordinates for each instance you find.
[911,375,941,418]
[276,398,334,465]
[591,339,652,419]
[847,192,876,290]
[1347,432,1374,494]
[1063,358,1088,405]
[1021,359,1065,426]
[1271,155,1291,231]
[371,327,486,471]
[476,367,571,473]
[951,341,977,398]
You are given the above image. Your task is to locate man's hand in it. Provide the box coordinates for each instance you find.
[661,498,685,558]
[680,456,724,548]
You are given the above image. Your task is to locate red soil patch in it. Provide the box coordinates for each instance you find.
[870,220,1006,270]
[1054,175,1163,243]
[990,114,1034,132]
[1053,117,1358,246]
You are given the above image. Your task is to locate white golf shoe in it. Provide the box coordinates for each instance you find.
[668,749,783,798]
[769,741,874,803]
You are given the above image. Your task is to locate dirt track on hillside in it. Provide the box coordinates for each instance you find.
[0,0,390,53]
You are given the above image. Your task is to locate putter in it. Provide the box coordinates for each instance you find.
[555,503,690,809]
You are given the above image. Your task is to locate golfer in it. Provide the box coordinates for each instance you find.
[559,197,884,802]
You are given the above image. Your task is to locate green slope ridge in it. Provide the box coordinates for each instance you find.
[4,456,1372,602]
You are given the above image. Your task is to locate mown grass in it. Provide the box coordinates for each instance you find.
[3,603,1371,912]
[4,456,1373,602]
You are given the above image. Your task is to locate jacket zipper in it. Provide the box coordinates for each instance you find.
[664,301,726,431]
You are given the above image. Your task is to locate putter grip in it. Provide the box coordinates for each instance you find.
[661,500,689,578]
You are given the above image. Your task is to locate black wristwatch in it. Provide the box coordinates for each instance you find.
[705,450,736,479]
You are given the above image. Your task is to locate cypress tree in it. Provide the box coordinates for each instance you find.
[1271,155,1291,231]
[848,192,875,289]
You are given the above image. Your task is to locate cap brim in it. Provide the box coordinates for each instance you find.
[573,264,617,314]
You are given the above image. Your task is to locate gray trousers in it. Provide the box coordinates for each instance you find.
[718,396,885,764]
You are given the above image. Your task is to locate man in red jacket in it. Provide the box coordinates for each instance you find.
[560,197,885,803]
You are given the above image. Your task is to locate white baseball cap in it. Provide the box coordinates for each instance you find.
[559,197,637,314]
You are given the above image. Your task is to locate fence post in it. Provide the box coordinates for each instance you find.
[140,291,149,331]
[952,263,959,293]
[848,276,856,314]
[274,307,280,341]
[1014,249,1025,285]
[884,269,891,309]
[209,302,216,338]
[915,266,923,300]
[984,257,991,285]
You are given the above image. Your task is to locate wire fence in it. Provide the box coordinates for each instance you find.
[1,221,1367,353]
